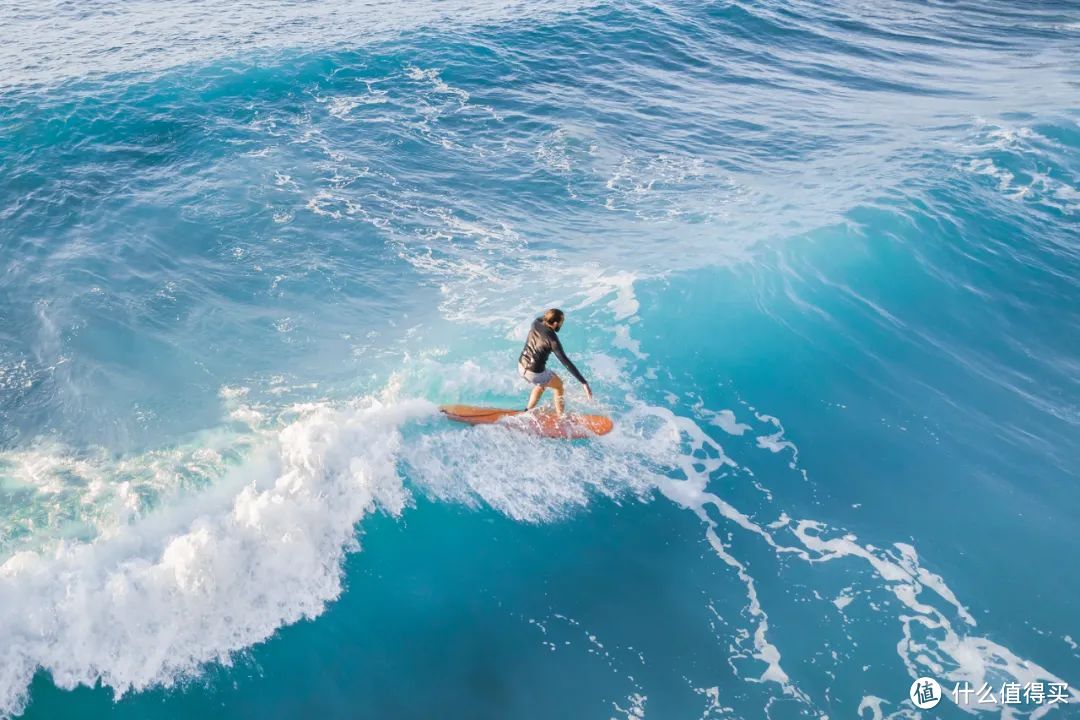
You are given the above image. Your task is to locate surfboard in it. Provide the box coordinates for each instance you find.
[440,404,614,439]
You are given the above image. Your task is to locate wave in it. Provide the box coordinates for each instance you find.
[2,356,1077,717]
[0,395,431,718]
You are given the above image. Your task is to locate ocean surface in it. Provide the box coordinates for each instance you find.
[1,1,1079,718]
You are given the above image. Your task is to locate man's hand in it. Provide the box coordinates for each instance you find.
[583,383,593,401]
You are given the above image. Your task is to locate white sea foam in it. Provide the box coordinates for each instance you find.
[708,409,752,437]
[611,691,647,719]
[405,66,470,104]
[603,152,746,222]
[0,396,435,719]
[534,128,576,174]
[612,325,646,359]
[959,120,1080,216]
[0,435,243,564]
[406,402,673,523]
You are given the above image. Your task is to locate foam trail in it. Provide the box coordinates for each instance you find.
[0,397,435,719]
[650,405,812,704]
[794,520,1080,715]
[640,398,1078,715]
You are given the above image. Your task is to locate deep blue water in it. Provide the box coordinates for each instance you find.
[1,1,1079,718]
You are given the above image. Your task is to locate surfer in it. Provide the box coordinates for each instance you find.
[518,308,592,415]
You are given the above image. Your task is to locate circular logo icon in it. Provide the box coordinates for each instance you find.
[910,677,942,710]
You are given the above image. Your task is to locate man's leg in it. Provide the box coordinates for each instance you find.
[548,374,565,415]
[526,383,545,410]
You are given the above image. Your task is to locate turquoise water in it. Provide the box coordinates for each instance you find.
[2,1,1079,717]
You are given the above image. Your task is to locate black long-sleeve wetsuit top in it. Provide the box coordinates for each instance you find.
[518,318,588,384]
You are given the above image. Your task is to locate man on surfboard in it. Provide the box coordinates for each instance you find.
[519,308,592,415]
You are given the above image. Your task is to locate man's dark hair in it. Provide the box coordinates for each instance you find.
[543,308,565,327]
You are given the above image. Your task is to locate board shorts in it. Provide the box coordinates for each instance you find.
[519,364,555,386]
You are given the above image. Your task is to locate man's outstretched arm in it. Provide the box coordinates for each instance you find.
[552,339,592,398]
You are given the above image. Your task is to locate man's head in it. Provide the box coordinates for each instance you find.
[543,308,565,331]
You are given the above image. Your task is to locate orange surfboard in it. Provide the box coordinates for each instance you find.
[440,404,614,439]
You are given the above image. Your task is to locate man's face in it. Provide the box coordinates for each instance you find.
[555,318,564,331]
